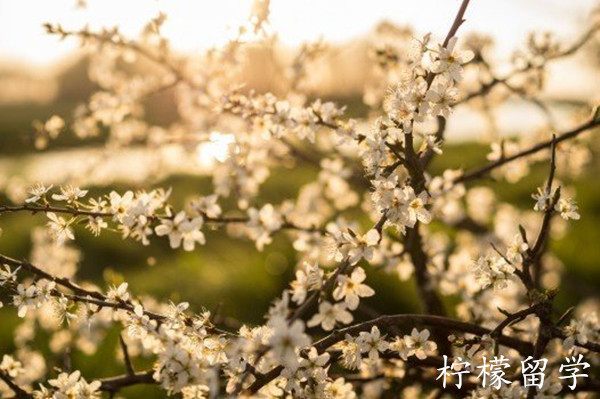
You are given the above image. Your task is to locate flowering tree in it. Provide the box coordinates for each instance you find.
[1,0,600,398]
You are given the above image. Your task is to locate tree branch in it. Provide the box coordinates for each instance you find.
[454,117,600,184]
[0,370,31,399]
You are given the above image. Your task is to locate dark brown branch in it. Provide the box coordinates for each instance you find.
[0,204,324,234]
[0,254,106,300]
[455,117,600,184]
[99,370,155,393]
[312,314,532,354]
[392,0,473,354]
[0,204,110,218]
[396,0,473,323]
[419,116,447,168]
[523,137,558,399]
[489,304,540,338]
[404,226,446,316]
[119,334,135,376]
[0,370,31,399]
[551,327,600,353]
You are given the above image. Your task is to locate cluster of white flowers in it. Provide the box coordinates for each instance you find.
[336,326,437,371]
[392,328,438,360]
[245,204,284,250]
[472,254,516,291]
[372,179,432,234]
[358,32,475,237]
[156,211,206,251]
[26,183,333,253]
[13,279,56,318]
[331,229,380,265]
[34,370,101,399]
[563,312,600,351]
[0,355,24,380]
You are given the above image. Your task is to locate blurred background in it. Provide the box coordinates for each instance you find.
[0,0,599,397]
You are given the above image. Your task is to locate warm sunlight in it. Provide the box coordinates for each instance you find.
[196,132,235,167]
[0,0,595,65]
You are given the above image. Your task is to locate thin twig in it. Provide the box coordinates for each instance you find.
[119,334,136,376]
[455,117,600,184]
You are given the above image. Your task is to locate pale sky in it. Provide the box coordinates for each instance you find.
[0,0,596,66]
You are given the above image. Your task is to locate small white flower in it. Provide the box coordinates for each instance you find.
[52,185,88,204]
[46,212,75,244]
[333,267,375,310]
[563,314,596,350]
[339,334,362,370]
[342,229,380,265]
[429,37,474,81]
[404,188,432,227]
[107,282,130,302]
[156,211,205,251]
[398,328,437,360]
[86,216,108,236]
[179,217,206,251]
[268,316,311,369]
[425,82,458,118]
[290,262,324,304]
[47,370,102,399]
[357,326,389,361]
[555,198,580,220]
[305,347,330,368]
[473,254,515,290]
[109,190,135,223]
[13,280,55,317]
[384,78,429,122]
[506,234,529,264]
[420,132,444,154]
[324,377,356,399]
[189,194,222,218]
[0,355,24,378]
[25,183,53,203]
[532,187,554,212]
[0,264,19,286]
[247,204,283,251]
[307,301,353,331]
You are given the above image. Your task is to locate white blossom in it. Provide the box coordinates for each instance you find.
[473,254,515,290]
[25,183,53,204]
[341,229,380,265]
[268,317,311,369]
[13,280,55,317]
[357,326,389,361]
[52,185,88,204]
[333,267,375,310]
[555,198,580,220]
[307,301,353,331]
[429,37,474,81]
[46,212,75,245]
[394,328,437,360]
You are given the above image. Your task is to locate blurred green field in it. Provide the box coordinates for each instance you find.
[0,99,599,397]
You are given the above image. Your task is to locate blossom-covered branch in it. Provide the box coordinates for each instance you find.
[1,0,599,398]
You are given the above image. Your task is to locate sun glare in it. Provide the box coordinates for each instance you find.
[0,0,594,66]
[196,132,235,168]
